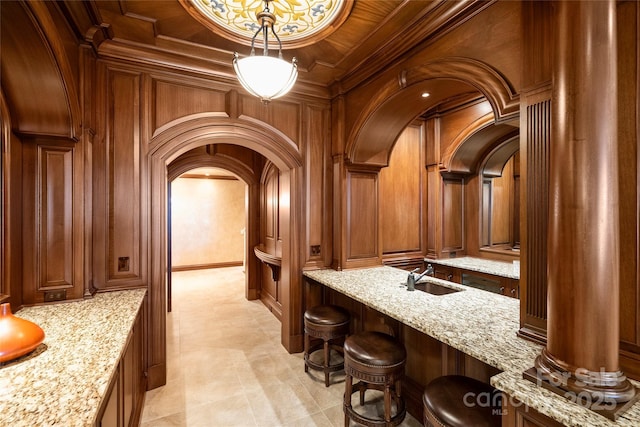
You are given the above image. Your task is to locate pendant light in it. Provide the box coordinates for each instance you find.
[233,0,298,104]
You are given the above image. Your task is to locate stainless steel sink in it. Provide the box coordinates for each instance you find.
[414,282,461,296]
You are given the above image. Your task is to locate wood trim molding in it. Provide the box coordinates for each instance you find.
[346,57,520,167]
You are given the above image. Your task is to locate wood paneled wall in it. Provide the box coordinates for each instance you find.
[346,169,380,267]
[93,69,146,290]
[260,163,283,319]
[22,139,85,303]
[617,0,640,380]
[380,123,426,270]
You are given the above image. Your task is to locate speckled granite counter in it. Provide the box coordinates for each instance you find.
[0,289,147,427]
[303,267,640,426]
[425,255,520,279]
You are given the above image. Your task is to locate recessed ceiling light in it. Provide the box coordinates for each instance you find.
[421,92,430,98]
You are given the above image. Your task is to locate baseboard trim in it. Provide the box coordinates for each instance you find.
[171,261,243,272]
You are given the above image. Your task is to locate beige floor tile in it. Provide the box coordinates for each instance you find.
[141,267,421,427]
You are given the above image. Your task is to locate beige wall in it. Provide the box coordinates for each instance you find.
[171,177,246,267]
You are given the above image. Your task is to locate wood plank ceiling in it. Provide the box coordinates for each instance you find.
[85,0,490,98]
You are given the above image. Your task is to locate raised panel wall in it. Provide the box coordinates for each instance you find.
[94,68,146,289]
[38,146,74,290]
[259,163,282,318]
[22,140,84,304]
[346,170,379,264]
[152,79,227,133]
[304,105,331,267]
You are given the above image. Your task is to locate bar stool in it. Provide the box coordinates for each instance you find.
[343,331,406,427]
[304,304,350,387]
[423,375,502,427]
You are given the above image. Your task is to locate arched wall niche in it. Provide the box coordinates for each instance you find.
[346,57,520,167]
[146,114,304,388]
[444,113,519,175]
[481,136,520,178]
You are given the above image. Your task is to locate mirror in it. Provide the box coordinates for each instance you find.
[480,138,519,252]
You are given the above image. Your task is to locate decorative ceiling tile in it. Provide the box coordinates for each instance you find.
[187,0,349,47]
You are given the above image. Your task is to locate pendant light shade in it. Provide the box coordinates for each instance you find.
[233,54,297,102]
[233,0,297,104]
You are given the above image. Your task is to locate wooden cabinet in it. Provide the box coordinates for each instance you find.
[502,396,563,427]
[96,297,147,427]
[431,264,460,282]
[427,261,519,299]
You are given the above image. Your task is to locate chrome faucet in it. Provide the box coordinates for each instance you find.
[407,264,434,291]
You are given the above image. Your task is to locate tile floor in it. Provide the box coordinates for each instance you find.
[140,267,421,427]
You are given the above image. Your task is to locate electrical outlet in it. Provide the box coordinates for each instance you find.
[44,289,66,302]
[310,245,321,256]
[118,257,130,272]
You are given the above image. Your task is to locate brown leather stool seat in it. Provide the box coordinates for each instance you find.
[304,305,350,387]
[343,331,406,427]
[422,375,502,427]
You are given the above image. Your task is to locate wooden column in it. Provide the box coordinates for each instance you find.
[532,0,637,414]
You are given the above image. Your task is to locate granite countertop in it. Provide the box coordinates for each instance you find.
[425,255,520,279]
[303,266,640,427]
[0,289,147,427]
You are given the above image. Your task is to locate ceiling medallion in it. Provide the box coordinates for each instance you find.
[187,0,350,48]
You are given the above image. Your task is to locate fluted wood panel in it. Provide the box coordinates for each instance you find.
[521,96,551,340]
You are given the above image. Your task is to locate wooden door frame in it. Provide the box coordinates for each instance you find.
[146,115,303,389]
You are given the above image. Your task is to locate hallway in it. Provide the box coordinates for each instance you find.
[140,267,421,426]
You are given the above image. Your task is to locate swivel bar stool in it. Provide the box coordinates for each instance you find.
[343,331,406,427]
[422,375,502,427]
[304,304,351,387]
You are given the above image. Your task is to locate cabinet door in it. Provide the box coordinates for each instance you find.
[502,396,563,427]
[123,333,134,427]
[96,298,147,427]
[433,265,459,282]
[98,366,121,427]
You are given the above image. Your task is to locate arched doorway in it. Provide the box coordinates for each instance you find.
[146,114,304,388]
[166,149,261,310]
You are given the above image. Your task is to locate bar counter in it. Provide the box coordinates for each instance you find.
[425,255,520,279]
[0,289,147,427]
[303,266,640,427]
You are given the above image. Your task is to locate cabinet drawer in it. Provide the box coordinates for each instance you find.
[462,273,502,293]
